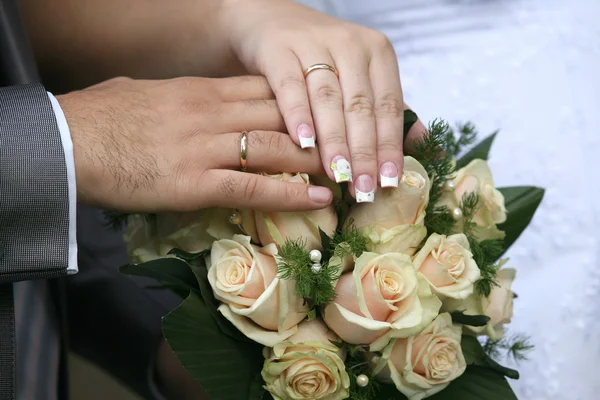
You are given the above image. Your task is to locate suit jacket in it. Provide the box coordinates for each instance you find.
[0,7,182,396]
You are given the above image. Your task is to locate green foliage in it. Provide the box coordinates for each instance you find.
[410,119,478,236]
[330,224,368,259]
[471,238,505,297]
[497,186,545,257]
[484,334,534,363]
[342,344,381,400]
[162,291,264,400]
[168,248,209,266]
[276,239,339,307]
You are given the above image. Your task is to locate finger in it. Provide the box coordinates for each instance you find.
[219,100,286,133]
[216,76,276,101]
[201,170,333,212]
[403,103,429,155]
[369,38,404,189]
[215,130,324,174]
[265,50,316,149]
[337,52,378,202]
[301,52,352,185]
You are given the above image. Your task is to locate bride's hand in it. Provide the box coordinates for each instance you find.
[221,0,414,201]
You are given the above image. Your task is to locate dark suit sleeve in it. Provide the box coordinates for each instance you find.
[0,84,70,282]
[67,204,182,399]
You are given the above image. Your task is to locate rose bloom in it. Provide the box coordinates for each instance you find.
[443,267,516,340]
[240,173,337,251]
[323,252,441,351]
[373,313,466,400]
[412,233,481,300]
[262,319,350,400]
[207,235,308,346]
[439,159,506,240]
[347,157,429,255]
[125,209,237,263]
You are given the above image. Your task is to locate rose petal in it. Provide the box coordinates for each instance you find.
[217,304,297,347]
[322,302,390,346]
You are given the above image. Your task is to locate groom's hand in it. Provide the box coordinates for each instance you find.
[58,76,331,212]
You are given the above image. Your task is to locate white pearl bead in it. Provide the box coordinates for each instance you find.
[356,374,369,388]
[311,263,322,273]
[309,249,322,263]
[370,355,381,364]
[443,180,456,192]
[452,207,463,220]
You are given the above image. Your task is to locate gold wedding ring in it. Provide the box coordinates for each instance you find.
[239,131,248,171]
[303,63,339,78]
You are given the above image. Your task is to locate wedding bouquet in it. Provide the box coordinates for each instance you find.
[117,111,544,400]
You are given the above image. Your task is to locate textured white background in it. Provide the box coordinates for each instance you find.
[297,0,600,398]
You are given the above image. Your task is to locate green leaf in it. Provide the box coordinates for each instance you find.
[120,258,199,294]
[482,356,520,380]
[461,335,486,365]
[168,248,210,266]
[456,132,498,169]
[192,264,253,343]
[452,311,491,327]
[429,366,518,400]
[497,186,545,255]
[403,109,419,142]
[162,291,264,400]
[319,228,333,260]
[461,335,520,379]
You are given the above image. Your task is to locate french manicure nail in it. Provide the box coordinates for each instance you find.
[298,124,315,149]
[380,162,399,188]
[330,155,352,183]
[308,186,332,203]
[355,175,375,203]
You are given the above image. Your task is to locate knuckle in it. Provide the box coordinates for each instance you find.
[242,176,265,200]
[377,136,402,153]
[351,145,377,163]
[345,93,374,118]
[267,132,288,154]
[371,30,393,50]
[321,134,347,147]
[285,183,303,204]
[247,130,267,148]
[283,101,311,120]
[277,75,306,92]
[375,93,402,119]
[314,84,342,105]
[217,174,239,198]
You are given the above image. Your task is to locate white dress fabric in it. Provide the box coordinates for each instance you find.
[298,1,600,398]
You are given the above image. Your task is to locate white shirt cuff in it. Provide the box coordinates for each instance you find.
[47,92,78,275]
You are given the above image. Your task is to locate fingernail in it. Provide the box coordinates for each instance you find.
[330,155,352,183]
[308,186,332,203]
[298,124,315,149]
[380,162,399,188]
[355,175,375,203]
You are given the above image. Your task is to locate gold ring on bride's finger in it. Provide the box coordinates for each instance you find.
[303,63,339,79]
[240,131,248,171]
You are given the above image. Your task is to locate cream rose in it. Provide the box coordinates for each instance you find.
[207,235,308,346]
[262,319,350,400]
[240,173,337,251]
[125,209,237,263]
[347,157,429,255]
[412,233,481,300]
[373,313,466,400]
[323,252,441,351]
[439,159,506,240]
[443,268,516,340]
